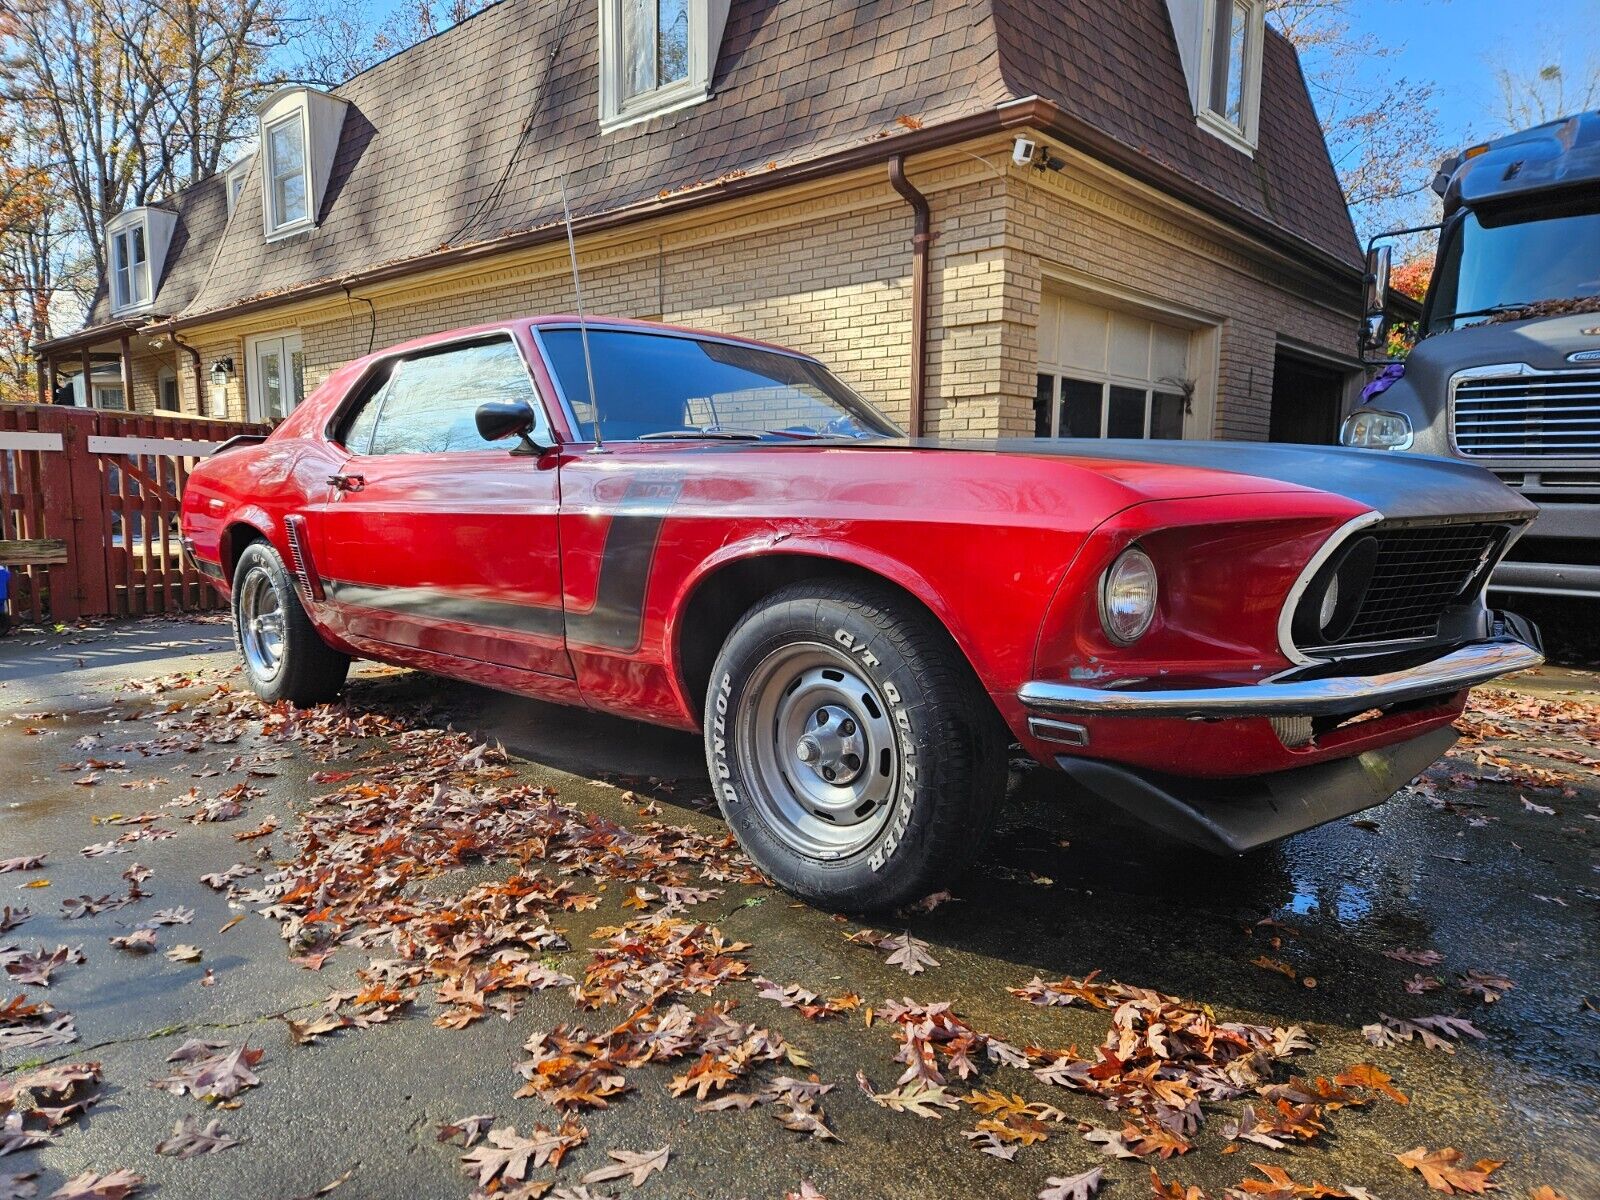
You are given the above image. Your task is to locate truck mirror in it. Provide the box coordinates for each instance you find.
[1361,245,1392,351]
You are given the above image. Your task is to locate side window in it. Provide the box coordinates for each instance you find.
[333,365,394,454]
[356,339,539,456]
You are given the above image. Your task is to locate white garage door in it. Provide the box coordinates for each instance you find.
[1036,292,1194,439]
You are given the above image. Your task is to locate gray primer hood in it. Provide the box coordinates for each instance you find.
[844,437,1537,523]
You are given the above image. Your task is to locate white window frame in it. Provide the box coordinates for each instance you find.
[246,330,306,422]
[108,219,151,315]
[264,111,312,237]
[157,365,179,411]
[94,383,127,411]
[598,0,725,133]
[224,154,254,217]
[1195,0,1264,154]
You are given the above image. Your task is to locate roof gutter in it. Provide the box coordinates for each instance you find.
[147,96,1363,334]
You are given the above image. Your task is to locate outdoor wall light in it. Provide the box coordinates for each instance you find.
[210,358,234,384]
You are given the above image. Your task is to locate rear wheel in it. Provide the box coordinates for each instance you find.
[705,581,1006,911]
[231,541,349,706]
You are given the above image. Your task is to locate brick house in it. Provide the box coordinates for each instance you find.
[33,0,1364,445]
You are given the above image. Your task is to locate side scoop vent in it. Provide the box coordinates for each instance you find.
[282,515,325,603]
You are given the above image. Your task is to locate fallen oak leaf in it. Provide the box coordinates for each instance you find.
[0,1170,39,1200]
[155,1116,239,1157]
[1038,1166,1103,1200]
[865,1080,960,1118]
[1458,970,1514,1004]
[164,945,202,964]
[1395,1147,1503,1195]
[437,1115,494,1148]
[45,1170,143,1200]
[580,1146,669,1187]
[109,929,157,954]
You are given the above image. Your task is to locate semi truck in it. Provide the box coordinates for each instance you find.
[1343,110,1600,600]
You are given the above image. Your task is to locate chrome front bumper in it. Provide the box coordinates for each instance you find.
[1018,636,1544,721]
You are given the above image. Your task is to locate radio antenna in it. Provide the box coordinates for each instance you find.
[559,176,604,451]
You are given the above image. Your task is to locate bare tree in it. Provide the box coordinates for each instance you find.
[1490,53,1600,135]
[1267,0,1449,242]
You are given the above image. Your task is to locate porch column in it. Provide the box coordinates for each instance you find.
[120,335,135,413]
[80,347,93,408]
[35,355,47,405]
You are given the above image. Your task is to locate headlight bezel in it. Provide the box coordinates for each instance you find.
[1340,407,1414,451]
[1099,545,1159,645]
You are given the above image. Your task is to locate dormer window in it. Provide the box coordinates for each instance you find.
[256,86,348,241]
[112,225,148,310]
[598,0,729,133]
[1195,0,1263,152]
[267,115,308,230]
[224,155,253,216]
[105,207,177,316]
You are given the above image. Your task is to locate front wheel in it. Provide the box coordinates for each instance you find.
[705,581,1007,911]
[232,540,349,706]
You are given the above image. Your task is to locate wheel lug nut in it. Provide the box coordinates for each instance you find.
[815,710,829,726]
[822,767,836,782]
[840,719,856,736]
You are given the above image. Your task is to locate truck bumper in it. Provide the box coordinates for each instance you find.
[1490,560,1600,600]
[1054,724,1459,854]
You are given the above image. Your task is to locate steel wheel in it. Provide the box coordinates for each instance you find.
[736,642,899,860]
[237,566,286,682]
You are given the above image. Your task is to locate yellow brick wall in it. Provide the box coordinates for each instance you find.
[171,143,1359,439]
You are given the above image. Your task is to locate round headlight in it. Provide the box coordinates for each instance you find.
[1101,547,1158,644]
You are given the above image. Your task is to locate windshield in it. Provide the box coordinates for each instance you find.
[540,328,900,442]
[1426,205,1600,334]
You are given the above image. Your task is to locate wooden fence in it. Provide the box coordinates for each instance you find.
[0,405,268,622]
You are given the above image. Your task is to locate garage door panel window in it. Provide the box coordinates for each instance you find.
[1036,296,1199,441]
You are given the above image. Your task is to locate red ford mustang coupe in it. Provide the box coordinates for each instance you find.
[181,317,1542,909]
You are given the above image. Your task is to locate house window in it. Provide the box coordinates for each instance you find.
[111,225,149,311]
[598,0,725,132]
[1197,0,1262,150]
[266,114,308,232]
[1035,294,1197,441]
[95,384,127,411]
[624,0,689,99]
[224,156,252,216]
[246,331,306,421]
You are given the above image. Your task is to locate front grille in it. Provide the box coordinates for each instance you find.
[1305,523,1506,649]
[1453,368,1600,458]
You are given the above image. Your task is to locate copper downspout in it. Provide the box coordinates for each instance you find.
[171,330,204,414]
[887,155,930,438]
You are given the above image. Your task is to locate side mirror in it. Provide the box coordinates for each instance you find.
[476,398,554,456]
[1360,244,1392,351]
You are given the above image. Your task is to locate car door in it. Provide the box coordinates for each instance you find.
[313,334,572,679]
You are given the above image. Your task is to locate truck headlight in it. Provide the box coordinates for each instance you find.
[1340,408,1413,450]
[1100,547,1158,644]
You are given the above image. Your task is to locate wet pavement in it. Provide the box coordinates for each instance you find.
[1,617,1596,1200]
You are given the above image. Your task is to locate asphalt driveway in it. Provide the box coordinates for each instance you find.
[1,617,1595,1200]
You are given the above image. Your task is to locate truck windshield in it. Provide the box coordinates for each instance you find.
[1426,205,1600,334]
[540,328,901,443]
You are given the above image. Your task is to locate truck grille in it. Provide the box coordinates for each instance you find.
[1305,523,1506,650]
[1453,368,1600,458]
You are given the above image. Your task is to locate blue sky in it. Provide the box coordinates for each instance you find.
[1343,0,1600,144]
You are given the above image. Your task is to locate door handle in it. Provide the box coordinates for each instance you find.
[327,473,366,493]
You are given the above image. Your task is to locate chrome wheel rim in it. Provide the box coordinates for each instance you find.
[737,642,899,859]
[238,568,286,682]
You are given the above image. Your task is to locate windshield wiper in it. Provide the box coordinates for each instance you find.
[636,429,763,441]
[1438,302,1533,323]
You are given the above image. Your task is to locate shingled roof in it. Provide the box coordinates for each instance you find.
[153,0,1354,326]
